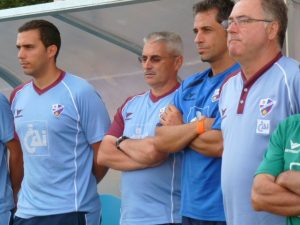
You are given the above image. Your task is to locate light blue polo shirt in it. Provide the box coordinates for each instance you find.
[107,85,182,225]
[11,72,111,220]
[0,93,15,217]
[220,54,300,225]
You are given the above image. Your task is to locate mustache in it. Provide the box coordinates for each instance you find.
[144,71,156,75]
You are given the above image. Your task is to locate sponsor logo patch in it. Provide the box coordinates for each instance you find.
[256,119,270,135]
[23,122,49,156]
[290,140,300,150]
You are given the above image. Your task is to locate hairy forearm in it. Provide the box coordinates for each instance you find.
[91,142,109,183]
[276,170,300,195]
[252,174,300,216]
[189,130,223,157]
[154,122,198,153]
[7,139,23,202]
[120,137,168,166]
[97,135,147,171]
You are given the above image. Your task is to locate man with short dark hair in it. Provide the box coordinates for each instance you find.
[154,0,238,224]
[11,19,111,225]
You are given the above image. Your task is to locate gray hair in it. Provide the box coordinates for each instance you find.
[143,31,183,56]
[260,0,288,48]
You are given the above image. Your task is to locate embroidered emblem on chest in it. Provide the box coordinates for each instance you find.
[159,107,167,118]
[259,98,276,117]
[52,104,64,117]
[211,88,220,102]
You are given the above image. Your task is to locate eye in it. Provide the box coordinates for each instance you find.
[151,56,162,63]
[236,17,252,25]
[202,27,213,32]
[138,56,147,63]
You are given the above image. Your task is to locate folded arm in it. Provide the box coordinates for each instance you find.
[252,173,300,216]
[119,137,168,166]
[7,138,23,204]
[155,105,221,156]
[97,135,150,171]
[276,170,300,195]
[189,129,223,157]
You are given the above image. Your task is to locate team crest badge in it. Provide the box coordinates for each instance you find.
[52,104,64,117]
[211,88,220,102]
[259,98,276,117]
[159,107,166,118]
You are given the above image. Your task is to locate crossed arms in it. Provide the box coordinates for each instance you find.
[154,105,223,157]
[252,171,300,216]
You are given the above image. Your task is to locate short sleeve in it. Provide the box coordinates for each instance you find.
[0,93,14,143]
[77,84,111,144]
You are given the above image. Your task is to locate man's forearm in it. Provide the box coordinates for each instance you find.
[189,130,223,157]
[120,137,168,166]
[252,174,300,216]
[7,139,23,202]
[154,122,198,153]
[91,142,109,183]
[276,170,300,195]
[97,135,148,171]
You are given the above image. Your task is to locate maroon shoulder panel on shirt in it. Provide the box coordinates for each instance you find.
[108,83,180,137]
[10,80,32,104]
[106,94,143,138]
[10,81,33,140]
[237,52,282,114]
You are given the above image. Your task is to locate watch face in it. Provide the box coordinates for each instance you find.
[116,136,129,151]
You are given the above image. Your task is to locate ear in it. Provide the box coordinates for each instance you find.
[174,55,184,71]
[47,44,58,60]
[266,21,279,41]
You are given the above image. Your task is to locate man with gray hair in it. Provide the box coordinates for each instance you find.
[98,31,183,225]
[219,0,300,224]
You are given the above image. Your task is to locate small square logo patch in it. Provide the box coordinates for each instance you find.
[256,119,270,135]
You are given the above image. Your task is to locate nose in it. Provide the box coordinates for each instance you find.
[143,58,153,70]
[18,47,25,59]
[227,21,238,33]
[194,32,203,44]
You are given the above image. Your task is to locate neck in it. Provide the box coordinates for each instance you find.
[151,79,179,97]
[33,65,62,89]
[240,45,281,80]
[210,54,236,76]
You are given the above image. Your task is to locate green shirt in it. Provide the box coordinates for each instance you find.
[256,114,300,225]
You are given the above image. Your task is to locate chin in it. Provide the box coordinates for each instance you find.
[23,70,34,76]
[200,57,211,63]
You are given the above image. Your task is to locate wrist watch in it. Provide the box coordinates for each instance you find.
[115,136,129,151]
